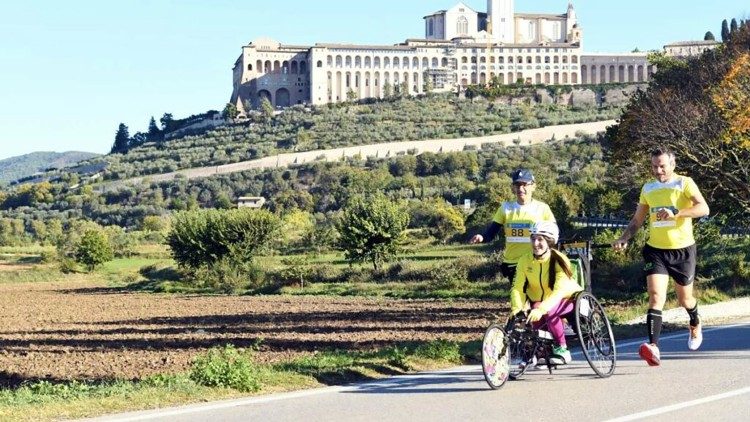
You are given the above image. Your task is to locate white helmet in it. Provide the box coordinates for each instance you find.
[530,221,559,244]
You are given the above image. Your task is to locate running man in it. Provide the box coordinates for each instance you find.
[613,147,710,366]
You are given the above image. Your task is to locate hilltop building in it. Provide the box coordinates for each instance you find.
[663,40,720,57]
[229,1,705,112]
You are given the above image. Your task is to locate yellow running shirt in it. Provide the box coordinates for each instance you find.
[638,175,701,249]
[491,200,555,264]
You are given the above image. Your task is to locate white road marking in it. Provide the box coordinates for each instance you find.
[86,366,477,421]
[603,386,750,421]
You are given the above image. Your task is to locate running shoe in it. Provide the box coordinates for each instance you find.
[688,323,703,351]
[638,342,660,366]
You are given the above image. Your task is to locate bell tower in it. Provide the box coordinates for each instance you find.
[487,0,514,43]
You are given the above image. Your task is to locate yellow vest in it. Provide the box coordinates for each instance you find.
[638,175,701,249]
[491,200,555,264]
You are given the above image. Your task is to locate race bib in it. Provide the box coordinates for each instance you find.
[505,222,531,243]
[650,206,677,228]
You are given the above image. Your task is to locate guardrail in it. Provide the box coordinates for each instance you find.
[570,216,750,238]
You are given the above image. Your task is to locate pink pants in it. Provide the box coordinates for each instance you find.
[531,299,574,347]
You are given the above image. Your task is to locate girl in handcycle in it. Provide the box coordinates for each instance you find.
[510,221,582,365]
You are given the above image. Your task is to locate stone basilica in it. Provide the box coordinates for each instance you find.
[229,1,705,112]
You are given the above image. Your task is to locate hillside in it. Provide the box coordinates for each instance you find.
[101,92,626,181]
[0,151,100,185]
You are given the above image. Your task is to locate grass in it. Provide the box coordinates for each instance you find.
[0,341,464,421]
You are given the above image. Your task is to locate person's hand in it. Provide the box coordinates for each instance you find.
[527,308,545,323]
[469,234,484,244]
[612,238,628,252]
[655,207,676,221]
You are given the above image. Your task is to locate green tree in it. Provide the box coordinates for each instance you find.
[281,209,315,250]
[280,255,313,289]
[722,19,730,42]
[399,81,410,98]
[147,116,162,141]
[111,123,130,154]
[259,97,274,121]
[346,88,358,102]
[383,82,393,99]
[74,229,114,271]
[731,18,739,34]
[338,193,409,270]
[423,73,433,94]
[611,24,750,219]
[222,102,239,120]
[160,113,175,133]
[424,199,466,243]
[704,31,716,41]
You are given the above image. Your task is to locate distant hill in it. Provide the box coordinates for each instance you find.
[0,151,100,185]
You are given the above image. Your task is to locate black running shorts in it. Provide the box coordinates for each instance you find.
[642,243,697,286]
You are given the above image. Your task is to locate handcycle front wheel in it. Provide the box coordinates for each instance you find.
[481,323,510,389]
[574,291,617,378]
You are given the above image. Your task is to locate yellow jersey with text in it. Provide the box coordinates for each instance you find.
[638,175,701,249]
[510,252,583,314]
[491,200,555,264]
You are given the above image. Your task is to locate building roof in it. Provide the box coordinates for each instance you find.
[663,40,720,47]
[516,13,567,20]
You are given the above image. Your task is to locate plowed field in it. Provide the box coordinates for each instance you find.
[0,281,501,387]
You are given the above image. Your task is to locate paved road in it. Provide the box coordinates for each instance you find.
[88,318,750,422]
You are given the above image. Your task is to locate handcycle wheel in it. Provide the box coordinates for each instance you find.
[574,291,617,378]
[481,323,510,389]
[505,318,534,380]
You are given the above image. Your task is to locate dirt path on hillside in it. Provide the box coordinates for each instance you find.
[0,281,500,386]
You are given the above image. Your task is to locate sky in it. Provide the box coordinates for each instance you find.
[1,0,748,161]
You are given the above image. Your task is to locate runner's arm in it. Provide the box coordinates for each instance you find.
[674,191,710,219]
[613,203,648,250]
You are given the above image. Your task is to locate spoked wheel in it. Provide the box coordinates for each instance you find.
[575,291,617,378]
[505,318,535,380]
[481,323,510,389]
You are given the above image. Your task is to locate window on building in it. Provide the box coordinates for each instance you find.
[457,16,469,35]
[428,19,434,36]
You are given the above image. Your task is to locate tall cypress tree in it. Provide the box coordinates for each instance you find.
[730,18,738,34]
[147,116,162,141]
[111,123,130,154]
[721,19,730,41]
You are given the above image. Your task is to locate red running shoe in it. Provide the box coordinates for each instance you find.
[639,342,660,366]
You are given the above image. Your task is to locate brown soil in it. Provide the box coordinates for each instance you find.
[0,281,502,387]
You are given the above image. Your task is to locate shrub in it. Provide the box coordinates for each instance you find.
[167,208,281,270]
[190,345,261,392]
[428,260,469,290]
[193,257,265,293]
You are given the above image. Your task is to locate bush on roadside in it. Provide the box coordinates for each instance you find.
[190,345,261,392]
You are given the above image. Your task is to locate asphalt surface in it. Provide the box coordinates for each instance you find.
[86,317,750,422]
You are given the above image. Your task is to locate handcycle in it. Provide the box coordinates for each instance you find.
[481,239,617,389]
